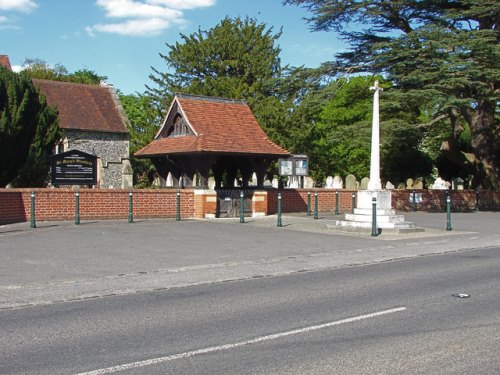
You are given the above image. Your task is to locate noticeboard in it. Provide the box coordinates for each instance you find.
[51,150,97,186]
[278,155,309,176]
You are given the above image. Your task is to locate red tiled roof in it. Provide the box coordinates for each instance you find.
[0,55,12,71]
[33,79,129,134]
[135,94,289,157]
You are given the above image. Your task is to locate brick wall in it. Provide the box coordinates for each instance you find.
[0,188,195,225]
[1,188,498,225]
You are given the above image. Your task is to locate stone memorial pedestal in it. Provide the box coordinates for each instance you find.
[336,190,422,232]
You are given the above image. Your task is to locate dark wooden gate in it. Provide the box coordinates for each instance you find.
[216,190,253,218]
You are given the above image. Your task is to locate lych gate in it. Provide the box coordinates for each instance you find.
[135,94,290,215]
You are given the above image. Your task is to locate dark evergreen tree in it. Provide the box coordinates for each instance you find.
[0,67,60,187]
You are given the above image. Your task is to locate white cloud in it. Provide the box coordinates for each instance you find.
[0,0,38,12]
[11,64,22,72]
[146,0,216,10]
[87,18,182,37]
[87,0,214,37]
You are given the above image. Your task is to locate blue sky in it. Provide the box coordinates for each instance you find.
[1,0,347,94]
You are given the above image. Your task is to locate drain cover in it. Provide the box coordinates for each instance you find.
[452,293,470,298]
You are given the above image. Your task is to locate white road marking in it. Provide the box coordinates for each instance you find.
[75,307,407,375]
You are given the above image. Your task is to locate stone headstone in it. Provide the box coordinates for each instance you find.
[332,175,343,189]
[166,172,174,187]
[325,176,334,189]
[360,177,370,190]
[272,178,279,188]
[385,181,395,190]
[289,177,299,188]
[263,179,272,187]
[304,177,315,189]
[406,178,414,189]
[430,177,450,190]
[345,174,357,190]
[397,182,406,190]
[208,177,216,190]
[414,178,423,189]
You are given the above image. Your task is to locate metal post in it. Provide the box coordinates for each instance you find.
[313,192,318,220]
[476,189,480,211]
[75,191,80,225]
[335,190,340,215]
[30,191,36,228]
[371,197,378,237]
[277,193,282,227]
[351,192,356,214]
[128,191,133,223]
[412,189,417,212]
[176,190,181,221]
[307,191,311,216]
[444,190,449,212]
[446,195,452,231]
[239,191,245,223]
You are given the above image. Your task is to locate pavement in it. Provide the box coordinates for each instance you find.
[1,210,499,310]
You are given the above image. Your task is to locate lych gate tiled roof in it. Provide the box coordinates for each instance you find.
[33,79,129,134]
[0,55,12,71]
[135,94,289,157]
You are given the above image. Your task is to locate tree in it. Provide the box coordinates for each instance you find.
[311,76,432,183]
[0,67,60,187]
[20,58,107,85]
[146,16,324,179]
[119,93,161,186]
[284,0,500,188]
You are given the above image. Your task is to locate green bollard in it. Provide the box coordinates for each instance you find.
[444,190,449,212]
[335,190,340,215]
[176,190,181,221]
[239,191,245,223]
[476,190,480,211]
[351,192,356,214]
[313,192,318,220]
[30,191,36,228]
[128,191,133,223]
[75,191,80,225]
[412,189,417,212]
[307,191,311,216]
[277,192,282,227]
[371,197,378,237]
[446,195,452,231]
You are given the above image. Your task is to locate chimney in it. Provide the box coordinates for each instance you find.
[0,55,13,71]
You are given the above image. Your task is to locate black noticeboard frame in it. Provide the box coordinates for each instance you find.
[51,149,97,186]
[278,155,309,177]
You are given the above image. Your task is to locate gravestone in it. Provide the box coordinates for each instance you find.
[385,181,395,190]
[414,178,423,189]
[406,178,414,189]
[272,178,279,188]
[208,177,216,190]
[360,177,370,190]
[304,176,315,189]
[345,174,357,190]
[397,182,406,190]
[325,176,334,189]
[166,172,174,187]
[332,175,343,189]
[430,177,450,190]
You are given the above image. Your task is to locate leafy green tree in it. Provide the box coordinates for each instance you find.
[119,93,161,186]
[20,58,107,84]
[0,67,60,187]
[284,0,500,188]
[311,76,432,183]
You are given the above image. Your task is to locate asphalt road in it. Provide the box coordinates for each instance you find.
[1,246,499,375]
